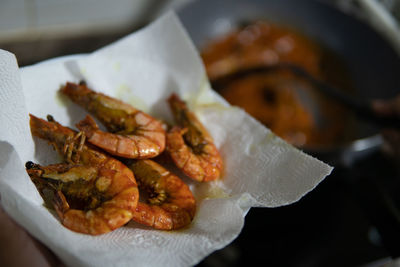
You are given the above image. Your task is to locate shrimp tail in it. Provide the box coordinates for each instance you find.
[60,82,92,106]
[76,115,98,138]
[168,93,185,116]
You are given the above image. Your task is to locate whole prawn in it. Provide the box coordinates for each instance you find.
[127,159,196,230]
[60,81,166,159]
[166,94,223,182]
[26,114,139,235]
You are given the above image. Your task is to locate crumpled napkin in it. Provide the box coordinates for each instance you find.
[0,12,332,267]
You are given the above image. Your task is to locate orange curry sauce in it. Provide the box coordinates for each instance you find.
[201,21,352,147]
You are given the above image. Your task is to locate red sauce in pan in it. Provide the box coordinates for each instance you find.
[201,21,353,147]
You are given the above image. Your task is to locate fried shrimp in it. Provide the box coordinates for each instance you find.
[166,94,223,182]
[26,114,139,235]
[60,81,166,159]
[127,159,196,230]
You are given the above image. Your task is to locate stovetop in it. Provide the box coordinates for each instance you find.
[199,150,400,266]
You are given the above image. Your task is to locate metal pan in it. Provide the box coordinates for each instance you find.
[177,0,400,166]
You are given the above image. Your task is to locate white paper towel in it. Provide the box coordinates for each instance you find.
[0,12,333,267]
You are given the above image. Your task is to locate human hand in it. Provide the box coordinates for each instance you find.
[0,202,63,267]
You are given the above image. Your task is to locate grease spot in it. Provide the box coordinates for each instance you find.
[113,62,121,72]
[115,84,149,113]
[186,75,216,109]
[55,90,70,107]
[248,131,276,154]
[194,181,230,201]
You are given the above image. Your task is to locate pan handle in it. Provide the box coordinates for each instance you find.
[211,62,400,129]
